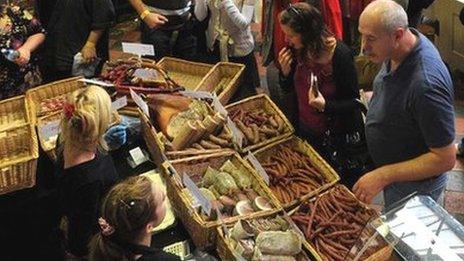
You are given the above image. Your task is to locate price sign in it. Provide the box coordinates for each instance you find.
[246,152,270,185]
[183,173,211,216]
[179,90,213,99]
[129,147,148,166]
[130,88,149,116]
[122,42,155,56]
[111,96,127,111]
[226,117,244,149]
[212,94,227,117]
[39,120,61,140]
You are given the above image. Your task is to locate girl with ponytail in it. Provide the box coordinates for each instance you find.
[89,176,179,261]
[55,85,119,258]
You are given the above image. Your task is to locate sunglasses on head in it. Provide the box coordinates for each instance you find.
[287,4,303,19]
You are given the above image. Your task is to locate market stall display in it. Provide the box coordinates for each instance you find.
[196,62,245,104]
[251,136,339,208]
[0,96,38,195]
[161,151,280,249]
[291,185,381,261]
[140,94,235,165]
[217,211,312,260]
[225,94,294,153]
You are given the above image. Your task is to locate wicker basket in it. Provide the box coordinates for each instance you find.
[139,107,234,166]
[216,209,314,261]
[225,94,294,153]
[0,123,39,195]
[26,76,85,124]
[36,111,62,162]
[196,62,245,104]
[161,151,281,249]
[0,95,30,131]
[290,185,383,261]
[251,136,340,209]
[156,57,214,90]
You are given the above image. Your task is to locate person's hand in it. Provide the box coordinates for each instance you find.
[353,169,389,204]
[308,83,325,112]
[81,42,97,64]
[15,46,31,66]
[278,47,293,77]
[143,12,168,29]
[104,124,127,150]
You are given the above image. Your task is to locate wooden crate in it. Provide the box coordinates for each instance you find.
[225,94,294,153]
[196,62,245,104]
[160,151,281,249]
[251,135,340,209]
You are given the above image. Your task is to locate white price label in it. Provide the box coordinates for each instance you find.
[39,120,61,140]
[179,90,213,99]
[246,152,270,185]
[133,68,157,80]
[212,94,227,117]
[130,88,149,116]
[122,42,155,57]
[111,96,127,111]
[183,172,211,216]
[129,147,147,166]
[226,117,244,148]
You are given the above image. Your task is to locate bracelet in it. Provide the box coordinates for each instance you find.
[140,9,150,20]
[84,41,96,48]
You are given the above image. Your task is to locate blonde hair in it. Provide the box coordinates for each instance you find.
[89,176,158,261]
[60,85,113,152]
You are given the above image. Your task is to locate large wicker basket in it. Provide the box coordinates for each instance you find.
[0,123,38,195]
[225,94,294,153]
[26,76,85,124]
[290,185,386,261]
[139,108,234,166]
[251,136,340,209]
[0,95,30,130]
[160,151,281,250]
[196,62,245,104]
[216,209,314,260]
[156,57,214,90]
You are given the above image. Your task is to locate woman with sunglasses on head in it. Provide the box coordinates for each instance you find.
[278,2,370,188]
[55,85,119,258]
[89,175,179,261]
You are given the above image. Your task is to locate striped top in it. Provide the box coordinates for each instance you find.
[195,0,255,58]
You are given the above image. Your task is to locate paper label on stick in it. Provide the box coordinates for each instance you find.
[179,90,213,100]
[122,42,155,56]
[212,94,227,117]
[226,117,244,149]
[78,78,114,87]
[39,120,61,140]
[130,88,149,116]
[111,96,127,111]
[183,173,211,216]
[246,152,270,185]
[129,147,148,166]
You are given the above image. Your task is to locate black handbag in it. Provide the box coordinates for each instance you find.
[321,100,373,186]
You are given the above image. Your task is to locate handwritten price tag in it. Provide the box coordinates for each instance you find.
[111,96,127,111]
[246,152,270,185]
[39,120,61,140]
[212,94,227,117]
[130,88,149,117]
[179,90,213,99]
[226,117,244,149]
[122,42,155,56]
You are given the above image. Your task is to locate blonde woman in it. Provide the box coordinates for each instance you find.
[89,176,179,261]
[56,85,119,258]
[194,0,259,101]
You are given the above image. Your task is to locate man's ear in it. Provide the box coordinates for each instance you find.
[393,27,406,42]
[145,222,154,234]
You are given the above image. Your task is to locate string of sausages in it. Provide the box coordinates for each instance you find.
[291,186,376,261]
[260,144,328,205]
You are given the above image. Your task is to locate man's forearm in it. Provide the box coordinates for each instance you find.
[381,146,456,185]
[86,30,104,45]
[128,0,147,15]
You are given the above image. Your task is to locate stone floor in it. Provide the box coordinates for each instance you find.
[108,19,464,222]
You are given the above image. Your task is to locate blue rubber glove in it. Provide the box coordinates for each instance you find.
[104,124,127,150]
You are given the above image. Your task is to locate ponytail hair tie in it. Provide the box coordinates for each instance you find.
[63,103,75,120]
[98,217,115,236]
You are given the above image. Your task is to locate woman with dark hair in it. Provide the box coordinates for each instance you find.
[0,1,45,99]
[278,2,370,188]
[89,176,179,261]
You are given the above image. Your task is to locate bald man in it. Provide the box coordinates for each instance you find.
[353,0,455,208]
